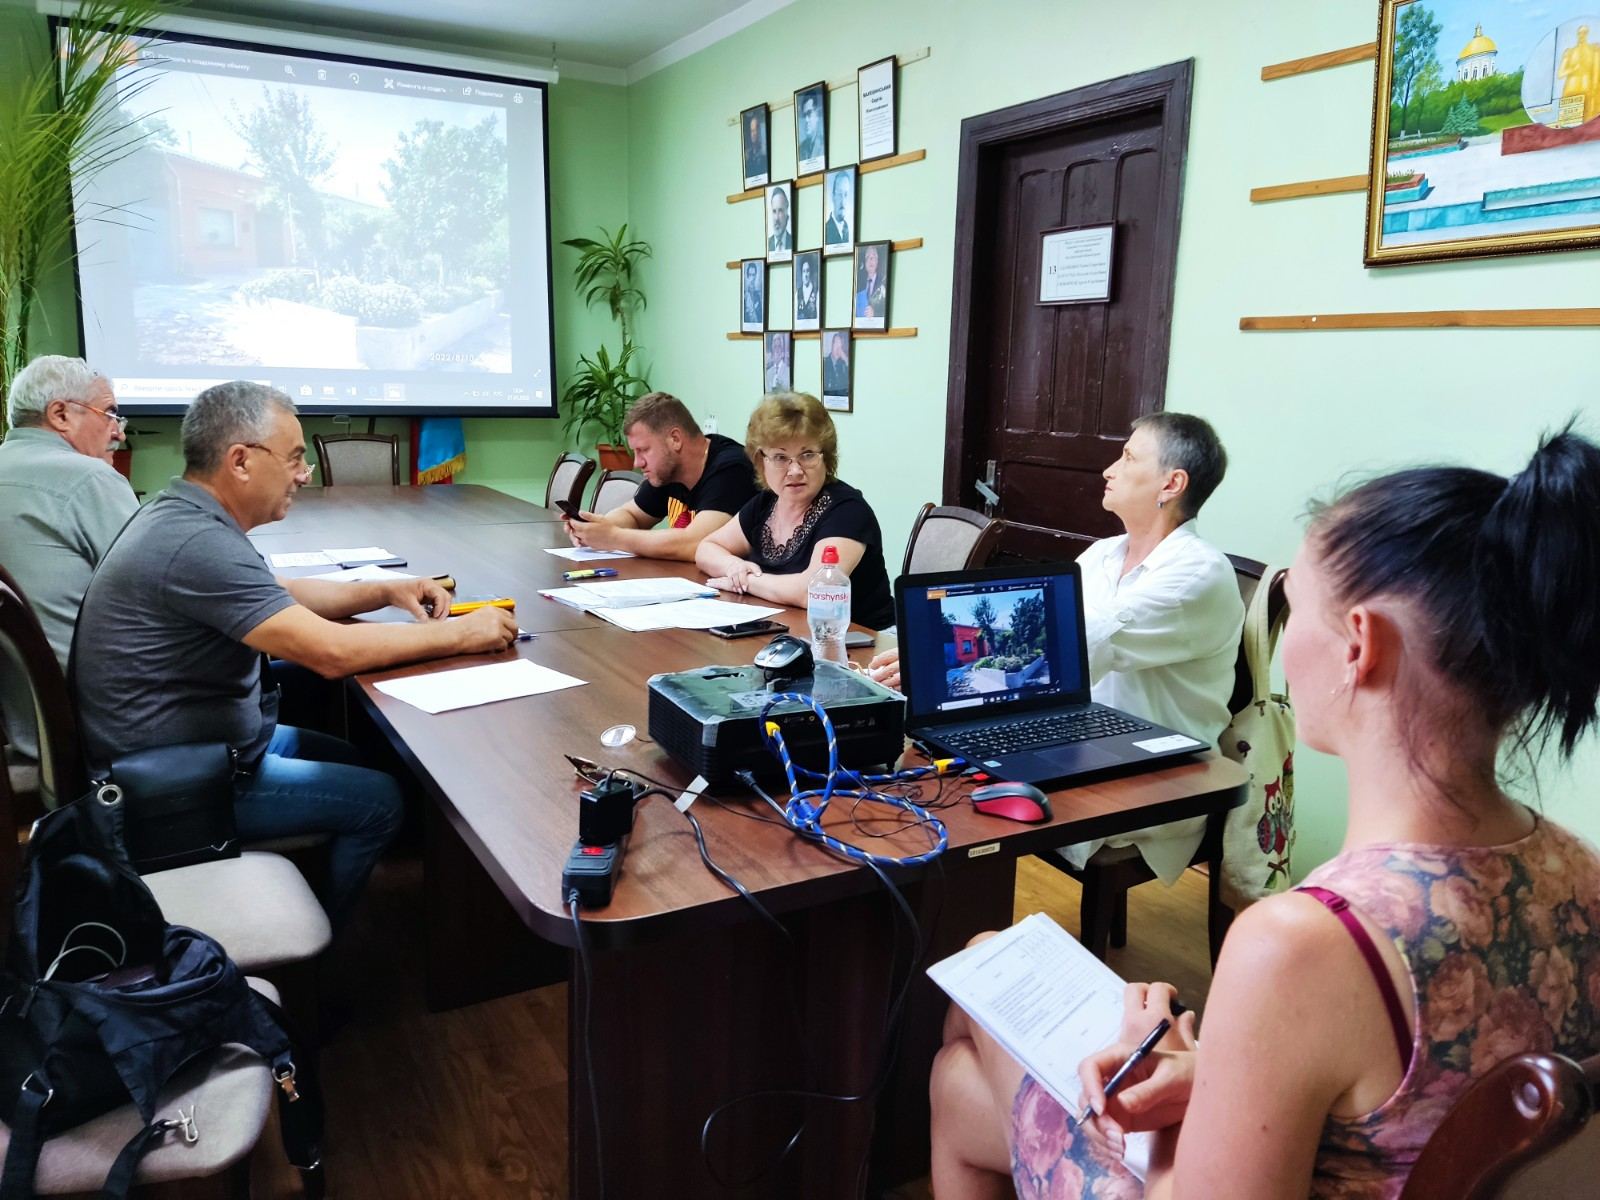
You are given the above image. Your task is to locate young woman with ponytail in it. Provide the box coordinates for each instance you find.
[931,426,1600,1200]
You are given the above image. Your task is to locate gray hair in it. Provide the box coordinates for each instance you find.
[1131,411,1228,519]
[181,381,297,474]
[7,355,107,428]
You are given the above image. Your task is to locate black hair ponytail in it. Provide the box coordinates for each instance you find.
[1474,425,1600,756]
[1312,422,1600,761]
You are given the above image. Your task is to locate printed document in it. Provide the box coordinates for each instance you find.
[927,912,1153,1178]
[540,577,717,609]
[594,599,783,632]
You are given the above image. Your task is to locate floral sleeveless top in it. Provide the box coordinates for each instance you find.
[1301,814,1600,1198]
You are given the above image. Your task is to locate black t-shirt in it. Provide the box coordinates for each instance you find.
[633,434,758,527]
[735,480,895,629]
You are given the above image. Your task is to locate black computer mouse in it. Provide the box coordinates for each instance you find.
[753,633,814,677]
[969,781,1053,823]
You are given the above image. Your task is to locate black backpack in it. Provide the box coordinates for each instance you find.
[0,783,324,1198]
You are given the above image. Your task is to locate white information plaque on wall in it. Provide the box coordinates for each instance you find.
[1038,224,1115,305]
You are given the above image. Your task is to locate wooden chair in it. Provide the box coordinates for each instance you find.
[0,685,289,1196]
[901,503,1004,576]
[545,452,596,511]
[312,433,400,485]
[590,468,643,515]
[1401,1051,1600,1198]
[1038,555,1289,966]
[0,567,331,979]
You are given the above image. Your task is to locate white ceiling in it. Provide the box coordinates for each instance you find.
[189,0,796,79]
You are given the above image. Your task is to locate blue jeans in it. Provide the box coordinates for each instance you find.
[234,725,404,927]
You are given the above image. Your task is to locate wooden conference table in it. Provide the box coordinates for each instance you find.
[255,484,1248,1199]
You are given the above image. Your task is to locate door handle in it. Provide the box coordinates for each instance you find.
[975,459,999,512]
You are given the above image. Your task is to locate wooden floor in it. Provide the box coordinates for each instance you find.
[247,852,1216,1199]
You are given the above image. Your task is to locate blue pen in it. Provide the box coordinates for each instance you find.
[563,567,618,580]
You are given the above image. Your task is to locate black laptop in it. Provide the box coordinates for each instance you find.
[894,562,1209,787]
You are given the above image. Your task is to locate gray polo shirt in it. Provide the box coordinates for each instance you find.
[0,426,138,665]
[0,427,138,762]
[74,478,296,773]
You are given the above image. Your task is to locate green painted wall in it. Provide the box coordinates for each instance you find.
[620,0,1600,871]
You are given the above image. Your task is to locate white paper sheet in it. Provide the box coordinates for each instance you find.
[372,659,586,714]
[305,565,416,583]
[268,551,336,568]
[320,546,397,561]
[593,599,783,632]
[926,912,1152,1178]
[538,577,718,610]
[542,546,636,561]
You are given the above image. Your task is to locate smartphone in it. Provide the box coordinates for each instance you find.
[555,499,588,521]
[708,618,788,640]
[843,630,875,649]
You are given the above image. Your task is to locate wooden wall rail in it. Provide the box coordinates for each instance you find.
[1261,42,1377,81]
[724,46,931,124]
[727,327,918,340]
[727,149,926,203]
[725,237,923,268]
[1250,174,1368,203]
[1240,309,1600,331]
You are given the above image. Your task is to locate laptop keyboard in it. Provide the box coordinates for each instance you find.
[941,708,1152,759]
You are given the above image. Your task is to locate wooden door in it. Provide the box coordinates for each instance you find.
[944,63,1193,562]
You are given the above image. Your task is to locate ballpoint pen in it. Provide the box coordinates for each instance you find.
[563,568,618,580]
[1076,1017,1172,1127]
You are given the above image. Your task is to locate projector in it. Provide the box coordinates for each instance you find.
[648,661,905,782]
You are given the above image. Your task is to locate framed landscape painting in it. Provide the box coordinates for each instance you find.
[1366,1,1600,265]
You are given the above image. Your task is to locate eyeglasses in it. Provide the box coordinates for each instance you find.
[60,397,127,433]
[245,442,316,475]
[762,449,823,471]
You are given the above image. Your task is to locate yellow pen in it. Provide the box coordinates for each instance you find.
[448,597,516,616]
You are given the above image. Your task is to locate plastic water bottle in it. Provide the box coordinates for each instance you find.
[807,544,851,663]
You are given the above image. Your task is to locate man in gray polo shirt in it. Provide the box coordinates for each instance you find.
[0,355,137,760]
[75,381,518,924]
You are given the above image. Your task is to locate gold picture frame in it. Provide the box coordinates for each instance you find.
[1365,1,1600,266]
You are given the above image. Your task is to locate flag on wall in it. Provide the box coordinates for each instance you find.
[411,417,466,485]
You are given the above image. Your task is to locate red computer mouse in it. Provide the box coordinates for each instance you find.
[969,781,1053,823]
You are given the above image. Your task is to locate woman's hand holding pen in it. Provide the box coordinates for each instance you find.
[1076,982,1199,1156]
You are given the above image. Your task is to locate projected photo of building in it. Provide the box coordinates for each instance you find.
[103,73,511,374]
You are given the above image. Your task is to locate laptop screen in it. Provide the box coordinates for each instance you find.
[898,566,1088,723]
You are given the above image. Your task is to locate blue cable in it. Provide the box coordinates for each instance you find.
[757,692,953,866]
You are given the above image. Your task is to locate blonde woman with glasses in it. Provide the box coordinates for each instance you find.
[695,392,895,629]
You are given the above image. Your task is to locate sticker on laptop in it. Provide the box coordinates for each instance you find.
[1132,735,1203,753]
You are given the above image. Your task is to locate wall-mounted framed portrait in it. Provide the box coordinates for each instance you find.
[739,258,766,333]
[822,164,856,256]
[821,328,852,412]
[852,240,890,331]
[793,249,822,331]
[857,56,897,162]
[794,81,827,177]
[763,331,793,394]
[740,103,770,190]
[765,180,794,263]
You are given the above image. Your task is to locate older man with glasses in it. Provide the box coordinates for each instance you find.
[0,357,139,742]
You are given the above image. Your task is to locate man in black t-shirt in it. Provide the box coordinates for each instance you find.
[565,392,758,562]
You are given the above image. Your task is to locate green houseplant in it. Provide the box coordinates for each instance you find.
[560,224,651,468]
[0,0,176,439]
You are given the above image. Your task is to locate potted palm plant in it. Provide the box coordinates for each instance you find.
[1,0,175,439]
[560,224,651,469]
